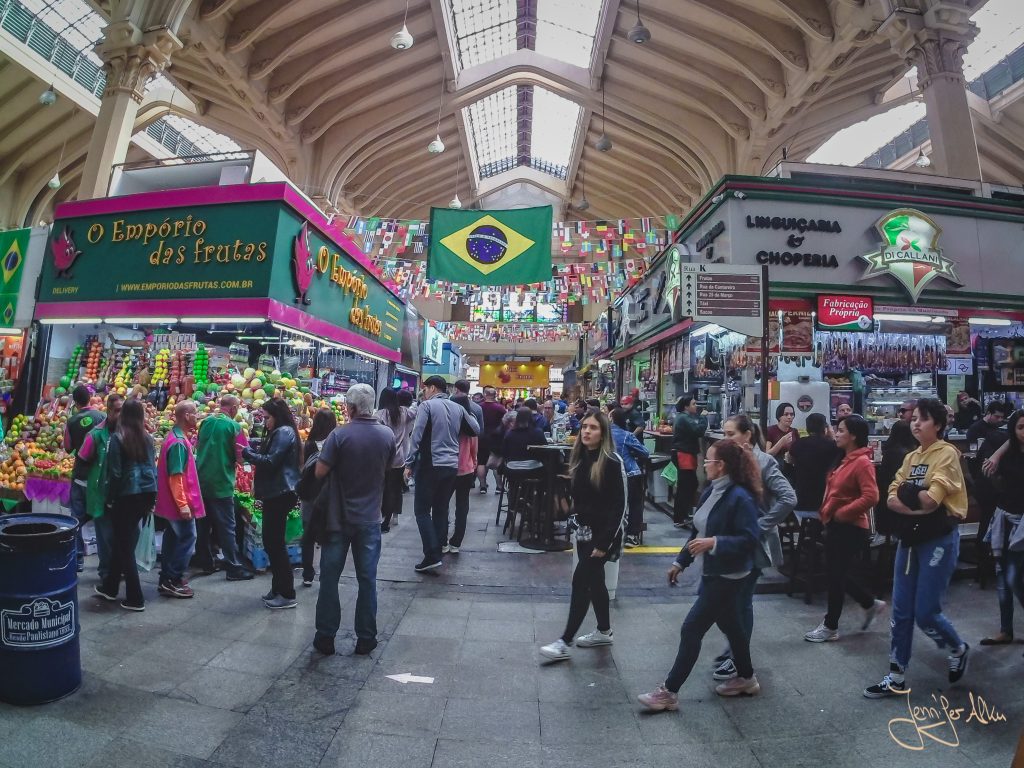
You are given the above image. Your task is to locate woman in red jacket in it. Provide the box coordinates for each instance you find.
[804,414,887,642]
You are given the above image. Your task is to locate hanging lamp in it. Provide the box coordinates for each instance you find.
[390,0,414,50]
[626,0,651,44]
[427,73,446,154]
[596,85,612,152]
[48,111,73,190]
[914,148,931,168]
[39,84,57,106]
[577,162,590,211]
[448,151,462,208]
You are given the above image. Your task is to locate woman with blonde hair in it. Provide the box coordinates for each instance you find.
[539,409,627,662]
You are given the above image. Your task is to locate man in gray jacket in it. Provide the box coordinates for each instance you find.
[406,376,479,572]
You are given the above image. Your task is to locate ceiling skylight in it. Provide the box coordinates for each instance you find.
[21,0,105,65]
[465,85,519,179]
[530,88,581,178]
[446,0,602,73]
[535,0,603,69]
[464,84,580,182]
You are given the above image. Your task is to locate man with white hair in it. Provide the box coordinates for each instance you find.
[314,383,395,656]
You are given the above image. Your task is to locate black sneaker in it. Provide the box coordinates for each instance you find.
[414,559,442,573]
[864,672,907,699]
[623,535,640,548]
[313,634,335,656]
[948,643,969,683]
[262,590,276,602]
[225,569,255,581]
[354,638,378,655]
[302,572,315,587]
[93,584,119,602]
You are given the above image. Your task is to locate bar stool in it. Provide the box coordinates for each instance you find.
[787,510,825,604]
[501,460,544,538]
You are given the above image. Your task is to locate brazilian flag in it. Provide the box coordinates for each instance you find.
[427,206,553,286]
[0,228,28,326]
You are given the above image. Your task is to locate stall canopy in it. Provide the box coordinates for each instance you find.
[37,183,405,362]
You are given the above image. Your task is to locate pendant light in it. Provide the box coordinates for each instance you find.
[626,0,651,44]
[577,162,590,211]
[39,84,57,106]
[48,112,73,191]
[448,151,462,209]
[390,0,414,50]
[595,84,612,152]
[914,148,931,168]
[427,73,446,154]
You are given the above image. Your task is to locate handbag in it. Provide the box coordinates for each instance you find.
[134,514,157,572]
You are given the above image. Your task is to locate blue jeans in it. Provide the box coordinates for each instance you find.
[995,549,1024,636]
[891,527,963,670]
[666,576,754,692]
[69,482,88,565]
[315,523,382,642]
[94,513,115,581]
[413,466,457,563]
[160,517,197,583]
[196,496,245,574]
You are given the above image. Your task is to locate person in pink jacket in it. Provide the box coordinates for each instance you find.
[447,391,479,553]
[156,401,206,599]
[804,414,885,642]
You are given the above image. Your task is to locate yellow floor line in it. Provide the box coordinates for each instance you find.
[623,546,679,554]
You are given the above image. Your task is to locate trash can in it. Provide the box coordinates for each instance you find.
[0,513,81,705]
[570,534,621,600]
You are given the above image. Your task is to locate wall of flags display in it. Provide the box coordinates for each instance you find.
[341,212,678,308]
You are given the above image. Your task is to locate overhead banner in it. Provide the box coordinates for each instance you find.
[427,206,553,285]
[479,361,550,388]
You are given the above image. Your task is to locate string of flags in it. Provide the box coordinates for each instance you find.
[433,322,584,343]
[343,213,678,304]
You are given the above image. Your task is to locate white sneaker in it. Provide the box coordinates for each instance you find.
[442,544,451,554]
[539,639,571,662]
[861,599,887,631]
[712,659,737,680]
[576,629,613,647]
[447,545,460,554]
[804,622,839,643]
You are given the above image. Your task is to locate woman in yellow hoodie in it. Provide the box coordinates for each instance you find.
[864,398,969,699]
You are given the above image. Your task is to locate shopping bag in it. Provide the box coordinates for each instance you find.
[134,514,157,572]
[660,461,678,486]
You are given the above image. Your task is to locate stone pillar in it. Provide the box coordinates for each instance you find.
[78,22,181,199]
[907,30,982,180]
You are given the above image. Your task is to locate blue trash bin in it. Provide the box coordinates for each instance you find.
[0,513,81,705]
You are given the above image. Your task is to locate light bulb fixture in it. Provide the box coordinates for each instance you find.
[595,84,612,151]
[427,72,446,154]
[626,0,651,43]
[448,194,463,209]
[39,85,57,106]
[390,0,414,49]
[448,149,462,209]
[577,162,590,211]
[48,118,71,192]
[47,172,61,190]
[914,149,931,168]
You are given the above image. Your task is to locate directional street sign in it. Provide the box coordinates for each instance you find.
[682,263,763,337]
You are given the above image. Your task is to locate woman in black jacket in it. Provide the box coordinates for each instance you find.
[638,439,764,710]
[502,407,547,463]
[298,407,337,586]
[540,409,627,662]
[874,421,917,536]
[243,398,302,609]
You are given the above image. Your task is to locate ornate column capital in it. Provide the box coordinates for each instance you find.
[97,21,183,103]
[907,29,973,89]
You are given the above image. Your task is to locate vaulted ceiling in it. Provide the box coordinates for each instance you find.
[154,0,955,222]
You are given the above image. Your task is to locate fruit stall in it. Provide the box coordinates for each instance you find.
[1,183,406,558]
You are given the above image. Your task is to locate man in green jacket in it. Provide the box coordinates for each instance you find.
[671,395,708,527]
[194,395,252,580]
[77,393,123,581]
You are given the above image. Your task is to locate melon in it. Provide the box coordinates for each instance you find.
[249,379,262,391]
[263,383,275,395]
[231,374,246,388]
[243,367,256,380]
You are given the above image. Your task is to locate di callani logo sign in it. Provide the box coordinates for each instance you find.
[859,209,963,303]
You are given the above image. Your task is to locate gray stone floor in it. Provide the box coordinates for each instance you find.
[2,490,1022,768]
